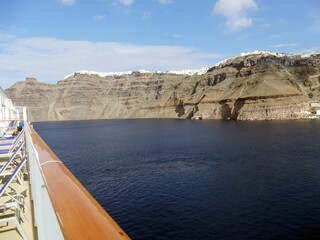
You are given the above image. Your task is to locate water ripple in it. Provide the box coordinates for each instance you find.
[34,119,320,240]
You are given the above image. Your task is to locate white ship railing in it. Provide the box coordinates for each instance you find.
[0,87,27,129]
[25,123,130,240]
[25,123,64,240]
[1,86,130,239]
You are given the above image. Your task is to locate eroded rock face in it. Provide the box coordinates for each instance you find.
[5,52,320,121]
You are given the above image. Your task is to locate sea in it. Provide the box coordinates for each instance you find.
[33,119,320,240]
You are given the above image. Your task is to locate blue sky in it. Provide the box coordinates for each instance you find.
[0,0,320,88]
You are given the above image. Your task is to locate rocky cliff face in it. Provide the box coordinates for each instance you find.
[5,51,320,122]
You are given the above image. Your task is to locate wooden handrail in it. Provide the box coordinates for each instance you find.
[28,123,130,240]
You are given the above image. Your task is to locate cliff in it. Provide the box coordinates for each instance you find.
[5,51,320,122]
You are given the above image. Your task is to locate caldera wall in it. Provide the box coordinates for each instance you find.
[5,52,320,121]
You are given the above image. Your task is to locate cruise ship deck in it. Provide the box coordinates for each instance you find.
[0,89,130,240]
[0,158,36,239]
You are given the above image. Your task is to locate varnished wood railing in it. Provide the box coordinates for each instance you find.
[27,123,130,240]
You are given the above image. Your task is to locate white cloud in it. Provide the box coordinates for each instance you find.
[237,34,250,40]
[58,0,75,6]
[0,36,226,88]
[171,34,181,38]
[0,33,15,41]
[298,47,320,53]
[157,0,172,4]
[164,32,182,38]
[95,15,106,20]
[214,0,257,31]
[310,12,320,33]
[118,0,134,6]
[141,12,151,20]
[268,34,281,39]
[270,43,299,48]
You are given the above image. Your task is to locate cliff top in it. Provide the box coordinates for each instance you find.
[62,50,320,80]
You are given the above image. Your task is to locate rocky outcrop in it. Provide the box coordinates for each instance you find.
[5,51,320,122]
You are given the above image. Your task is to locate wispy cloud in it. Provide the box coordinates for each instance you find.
[237,34,250,40]
[270,43,299,48]
[157,0,172,4]
[0,33,15,41]
[268,34,281,39]
[310,12,320,33]
[141,12,151,20]
[117,0,134,6]
[298,47,319,53]
[58,0,76,6]
[171,34,181,38]
[0,36,226,88]
[95,15,106,20]
[213,0,257,31]
[164,32,182,38]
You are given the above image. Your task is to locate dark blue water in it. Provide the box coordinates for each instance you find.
[33,119,320,240]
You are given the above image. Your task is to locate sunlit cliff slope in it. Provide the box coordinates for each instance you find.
[5,51,320,121]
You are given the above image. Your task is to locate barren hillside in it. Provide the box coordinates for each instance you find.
[5,51,320,121]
